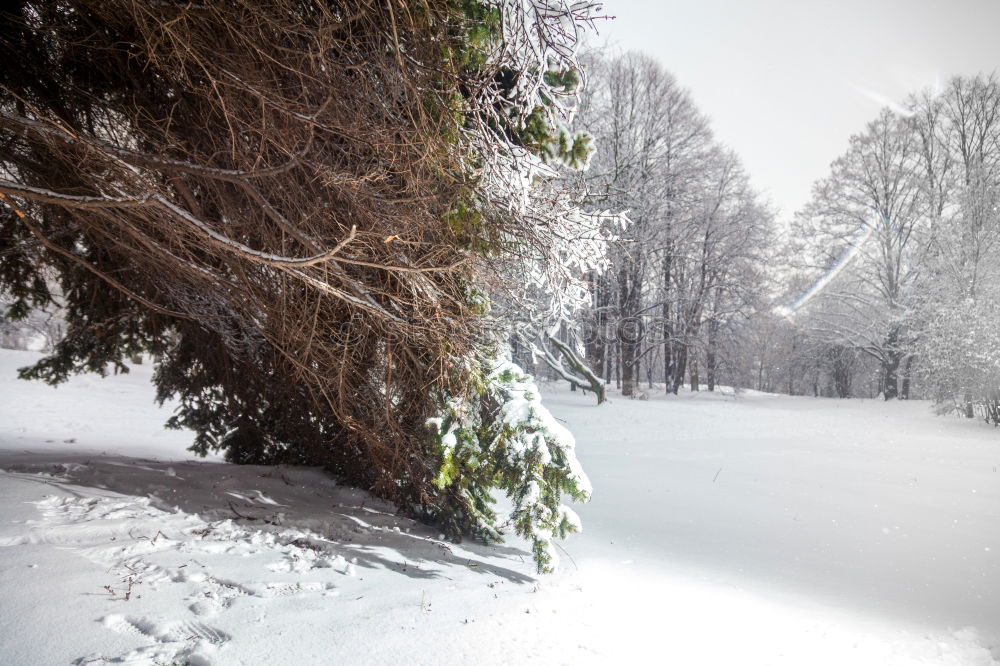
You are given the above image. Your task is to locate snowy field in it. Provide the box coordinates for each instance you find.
[0,347,998,665]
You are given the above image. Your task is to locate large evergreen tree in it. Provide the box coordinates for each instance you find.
[0,0,603,571]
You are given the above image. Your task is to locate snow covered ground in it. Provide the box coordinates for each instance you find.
[0,347,998,665]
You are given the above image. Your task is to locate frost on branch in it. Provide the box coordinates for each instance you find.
[457,0,624,328]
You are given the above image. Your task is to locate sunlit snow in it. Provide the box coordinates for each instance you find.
[0,349,997,665]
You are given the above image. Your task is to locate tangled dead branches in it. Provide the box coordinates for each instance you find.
[0,0,488,503]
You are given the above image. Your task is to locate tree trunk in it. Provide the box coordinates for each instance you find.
[900,354,914,399]
[706,350,716,392]
[830,346,853,398]
[615,340,621,390]
[882,353,901,400]
[585,270,608,374]
[671,344,687,393]
[706,321,718,392]
[633,351,641,396]
[621,343,636,397]
[603,341,611,385]
[617,254,641,398]
[662,242,673,394]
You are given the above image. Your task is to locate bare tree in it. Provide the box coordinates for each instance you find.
[791,109,927,399]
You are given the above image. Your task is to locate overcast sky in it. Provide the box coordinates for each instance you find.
[595,0,1000,221]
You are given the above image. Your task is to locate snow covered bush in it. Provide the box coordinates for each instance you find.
[428,355,591,573]
[916,297,1000,422]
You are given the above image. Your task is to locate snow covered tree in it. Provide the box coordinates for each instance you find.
[789,109,927,399]
[782,73,1000,409]
[574,52,772,395]
[910,74,1000,418]
[0,0,605,571]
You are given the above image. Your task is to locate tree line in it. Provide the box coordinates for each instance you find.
[785,73,1000,416]
[533,52,774,398]
[539,54,1000,422]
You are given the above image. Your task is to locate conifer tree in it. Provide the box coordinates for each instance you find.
[0,0,606,570]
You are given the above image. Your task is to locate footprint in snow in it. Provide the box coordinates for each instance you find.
[164,619,231,645]
[184,574,255,616]
[101,614,163,641]
[102,614,230,645]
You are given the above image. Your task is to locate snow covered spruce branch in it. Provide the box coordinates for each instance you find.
[417,0,620,571]
[427,358,591,573]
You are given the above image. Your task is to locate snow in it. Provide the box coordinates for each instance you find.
[0,348,998,664]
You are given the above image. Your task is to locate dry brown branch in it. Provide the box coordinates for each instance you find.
[0,0,489,505]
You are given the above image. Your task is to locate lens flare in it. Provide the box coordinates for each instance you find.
[777,223,875,319]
